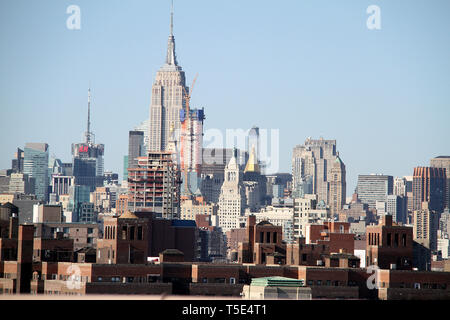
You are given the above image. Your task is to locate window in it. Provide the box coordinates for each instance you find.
[394,233,399,247]
[266,232,270,243]
[230,278,236,284]
[387,233,392,247]
[273,232,277,243]
[122,226,127,240]
[260,232,264,243]
[402,234,407,247]
[129,226,135,240]
[137,226,143,240]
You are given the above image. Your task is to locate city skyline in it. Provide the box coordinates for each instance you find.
[1,0,449,194]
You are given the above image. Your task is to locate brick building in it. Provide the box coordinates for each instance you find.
[238,216,285,264]
[366,215,413,270]
[97,211,197,264]
[307,221,355,254]
[285,238,329,266]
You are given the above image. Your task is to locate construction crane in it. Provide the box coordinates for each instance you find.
[181,73,199,196]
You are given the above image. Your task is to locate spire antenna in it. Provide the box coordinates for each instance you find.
[165,0,178,66]
[85,87,92,144]
[170,0,174,36]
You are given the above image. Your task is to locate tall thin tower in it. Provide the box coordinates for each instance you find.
[71,88,105,191]
[85,88,93,144]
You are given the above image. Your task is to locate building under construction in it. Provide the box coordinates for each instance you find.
[180,107,205,197]
[127,151,181,219]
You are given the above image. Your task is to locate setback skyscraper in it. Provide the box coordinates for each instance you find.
[148,5,188,152]
[217,149,246,232]
[292,138,346,212]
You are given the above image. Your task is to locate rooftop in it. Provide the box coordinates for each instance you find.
[250,276,305,287]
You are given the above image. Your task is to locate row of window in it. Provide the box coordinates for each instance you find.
[103,225,144,241]
[259,231,278,244]
[368,232,408,247]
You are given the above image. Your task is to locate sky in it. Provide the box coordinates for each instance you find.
[0,0,449,194]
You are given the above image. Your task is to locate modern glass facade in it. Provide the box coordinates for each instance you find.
[23,143,49,201]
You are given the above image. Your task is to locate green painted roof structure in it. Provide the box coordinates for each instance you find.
[250,276,305,287]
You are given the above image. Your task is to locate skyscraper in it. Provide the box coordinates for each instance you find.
[127,151,181,219]
[200,148,248,204]
[72,89,105,191]
[243,146,267,211]
[23,143,49,202]
[386,194,407,224]
[246,126,262,172]
[180,108,205,196]
[412,167,446,213]
[11,148,24,173]
[148,4,188,152]
[134,119,149,154]
[292,138,345,209]
[217,149,246,232]
[430,156,450,209]
[356,174,393,209]
[329,155,346,216]
[128,131,144,169]
[413,202,439,251]
[393,177,407,197]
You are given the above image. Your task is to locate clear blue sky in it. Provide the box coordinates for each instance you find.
[1,0,449,194]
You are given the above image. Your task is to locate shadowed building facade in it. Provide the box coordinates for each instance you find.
[413,166,446,214]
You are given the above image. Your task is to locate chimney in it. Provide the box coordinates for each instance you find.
[382,214,393,227]
[247,215,256,227]
[17,225,34,294]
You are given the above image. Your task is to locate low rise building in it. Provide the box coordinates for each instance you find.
[366,215,413,270]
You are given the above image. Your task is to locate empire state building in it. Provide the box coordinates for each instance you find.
[148,6,188,152]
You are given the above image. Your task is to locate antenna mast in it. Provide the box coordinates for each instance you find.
[85,88,92,144]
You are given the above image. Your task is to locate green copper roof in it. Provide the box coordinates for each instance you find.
[250,276,305,287]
